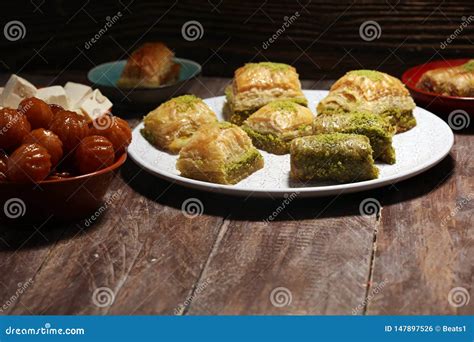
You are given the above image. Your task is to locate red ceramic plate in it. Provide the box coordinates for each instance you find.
[402,58,474,117]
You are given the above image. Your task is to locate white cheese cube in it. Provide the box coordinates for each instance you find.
[64,82,92,109]
[0,75,37,109]
[36,86,70,109]
[77,89,112,121]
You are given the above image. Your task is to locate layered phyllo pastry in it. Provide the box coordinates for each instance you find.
[225,62,307,125]
[141,95,217,154]
[117,42,180,88]
[416,59,474,97]
[176,122,264,185]
[317,70,416,133]
[313,111,396,164]
[290,133,379,183]
[241,100,314,155]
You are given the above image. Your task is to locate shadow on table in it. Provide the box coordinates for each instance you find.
[0,154,455,251]
[0,211,106,251]
[121,153,455,222]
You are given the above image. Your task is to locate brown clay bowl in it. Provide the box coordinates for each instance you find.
[0,153,127,225]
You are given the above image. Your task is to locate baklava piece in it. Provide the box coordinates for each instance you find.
[242,100,314,155]
[313,111,396,164]
[225,62,307,125]
[416,59,474,97]
[176,122,264,185]
[141,95,217,154]
[290,133,379,183]
[117,42,181,88]
[317,70,416,133]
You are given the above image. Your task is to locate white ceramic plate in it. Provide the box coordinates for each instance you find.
[128,90,454,197]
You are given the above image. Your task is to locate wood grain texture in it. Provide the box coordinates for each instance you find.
[0,75,472,316]
[366,134,473,314]
[7,177,224,314]
[185,199,380,315]
[1,1,473,78]
[1,77,229,315]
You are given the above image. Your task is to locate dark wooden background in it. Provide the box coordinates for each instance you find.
[0,1,473,316]
[1,0,473,79]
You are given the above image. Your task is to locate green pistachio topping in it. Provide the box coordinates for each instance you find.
[169,94,201,111]
[462,60,474,72]
[268,100,299,113]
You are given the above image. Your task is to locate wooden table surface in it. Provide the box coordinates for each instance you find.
[0,76,472,315]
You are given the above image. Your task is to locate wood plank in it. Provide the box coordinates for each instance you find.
[0,223,65,315]
[0,73,471,317]
[366,134,474,314]
[185,192,381,315]
[8,174,225,314]
[2,77,228,314]
[181,78,381,315]
[1,1,473,78]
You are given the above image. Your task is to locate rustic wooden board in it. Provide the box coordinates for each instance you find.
[7,174,225,314]
[185,194,381,315]
[0,224,65,315]
[0,76,472,316]
[1,1,473,78]
[1,78,229,315]
[366,134,473,315]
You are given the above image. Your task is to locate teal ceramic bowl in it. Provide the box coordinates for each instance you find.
[87,58,201,107]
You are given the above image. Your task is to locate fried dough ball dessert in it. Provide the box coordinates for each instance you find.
[90,116,132,155]
[49,104,65,115]
[18,97,54,129]
[0,152,7,182]
[23,128,64,166]
[0,108,31,151]
[75,135,115,174]
[49,110,89,152]
[7,143,52,183]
